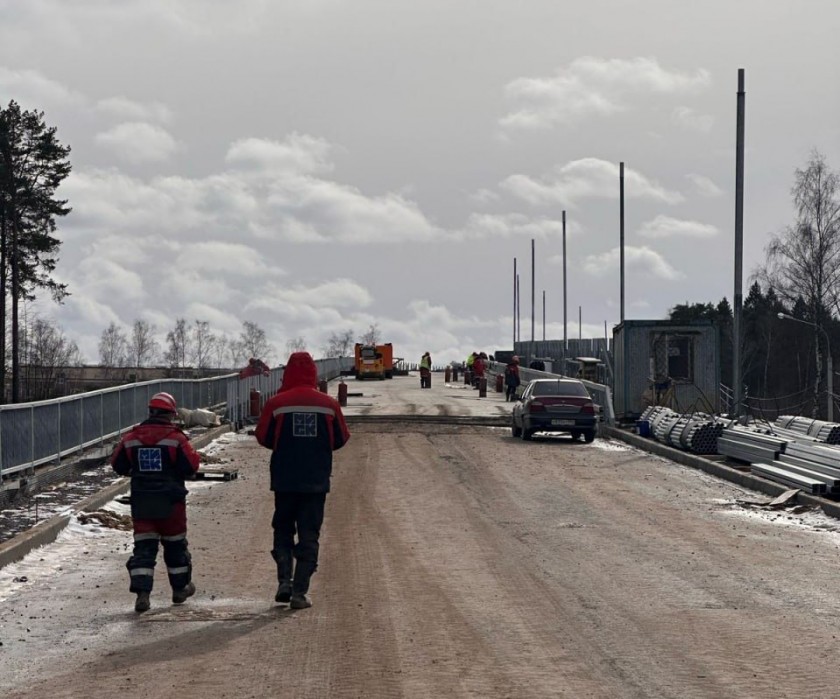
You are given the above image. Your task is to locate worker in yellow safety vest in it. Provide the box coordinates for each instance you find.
[419,352,432,388]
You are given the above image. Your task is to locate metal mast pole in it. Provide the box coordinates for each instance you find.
[620,162,625,324]
[563,210,568,352]
[531,239,536,360]
[513,257,517,348]
[516,274,521,342]
[542,290,546,341]
[733,69,746,417]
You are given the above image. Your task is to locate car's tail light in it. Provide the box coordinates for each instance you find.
[529,400,546,413]
[581,402,595,415]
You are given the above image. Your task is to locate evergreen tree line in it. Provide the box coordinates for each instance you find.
[669,150,840,420]
[0,100,71,403]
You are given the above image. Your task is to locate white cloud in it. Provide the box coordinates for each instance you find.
[176,241,285,277]
[637,215,719,239]
[686,173,724,197]
[95,121,179,163]
[502,158,684,207]
[268,279,373,310]
[0,66,84,110]
[226,133,335,176]
[470,188,500,205]
[582,246,683,280]
[501,57,711,130]
[96,96,173,123]
[672,106,714,132]
[458,213,566,240]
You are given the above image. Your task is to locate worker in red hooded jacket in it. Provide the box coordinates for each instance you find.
[111,392,200,613]
[255,352,350,609]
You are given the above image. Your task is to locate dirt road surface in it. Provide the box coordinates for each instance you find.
[4,416,840,697]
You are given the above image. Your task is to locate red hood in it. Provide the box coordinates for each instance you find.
[279,352,318,392]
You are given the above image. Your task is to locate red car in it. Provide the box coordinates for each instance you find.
[511,378,598,442]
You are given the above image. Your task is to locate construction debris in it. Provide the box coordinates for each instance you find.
[194,467,239,481]
[77,510,133,530]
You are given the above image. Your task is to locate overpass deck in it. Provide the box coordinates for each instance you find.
[336,371,511,420]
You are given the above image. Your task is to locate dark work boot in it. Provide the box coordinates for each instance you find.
[273,550,294,604]
[135,591,151,613]
[172,581,195,604]
[290,593,312,609]
[291,559,316,609]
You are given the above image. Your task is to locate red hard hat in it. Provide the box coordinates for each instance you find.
[149,392,177,413]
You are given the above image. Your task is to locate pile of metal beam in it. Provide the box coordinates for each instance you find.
[775,415,840,444]
[750,462,826,494]
[717,426,786,464]
[767,441,840,495]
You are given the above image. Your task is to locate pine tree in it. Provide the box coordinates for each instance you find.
[0,100,72,402]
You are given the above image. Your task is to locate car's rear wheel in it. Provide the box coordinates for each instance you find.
[511,417,522,438]
[520,423,533,441]
[583,429,596,443]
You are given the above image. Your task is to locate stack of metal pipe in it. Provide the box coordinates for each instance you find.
[775,415,840,444]
[679,416,727,454]
[639,406,728,455]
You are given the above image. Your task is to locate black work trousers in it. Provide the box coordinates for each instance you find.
[271,492,327,593]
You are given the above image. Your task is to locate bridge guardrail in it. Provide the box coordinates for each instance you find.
[0,357,355,481]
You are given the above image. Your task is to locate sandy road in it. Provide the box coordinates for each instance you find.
[4,421,840,698]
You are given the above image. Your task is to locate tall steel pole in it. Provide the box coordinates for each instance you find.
[513,257,517,348]
[563,210,568,352]
[516,273,521,342]
[620,162,625,324]
[542,290,546,341]
[733,69,746,417]
[531,238,535,361]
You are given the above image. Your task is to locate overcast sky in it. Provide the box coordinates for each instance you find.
[1,0,838,366]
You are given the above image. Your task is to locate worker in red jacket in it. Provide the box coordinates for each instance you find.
[111,392,201,613]
[472,352,486,388]
[255,352,350,609]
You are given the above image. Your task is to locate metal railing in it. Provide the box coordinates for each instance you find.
[0,358,354,480]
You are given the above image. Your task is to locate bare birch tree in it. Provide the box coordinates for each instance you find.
[98,322,127,375]
[758,150,840,414]
[128,319,159,367]
[189,320,216,373]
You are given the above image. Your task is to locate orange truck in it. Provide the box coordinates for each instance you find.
[354,343,394,380]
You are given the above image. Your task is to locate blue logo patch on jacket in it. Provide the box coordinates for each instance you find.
[293,413,317,437]
[138,447,163,471]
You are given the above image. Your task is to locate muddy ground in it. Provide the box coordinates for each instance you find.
[3,424,840,698]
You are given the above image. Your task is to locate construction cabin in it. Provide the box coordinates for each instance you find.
[613,319,720,422]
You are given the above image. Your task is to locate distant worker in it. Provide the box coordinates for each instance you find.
[504,355,521,402]
[255,352,351,609]
[472,352,486,388]
[111,392,200,614]
[420,351,432,389]
[465,352,476,371]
